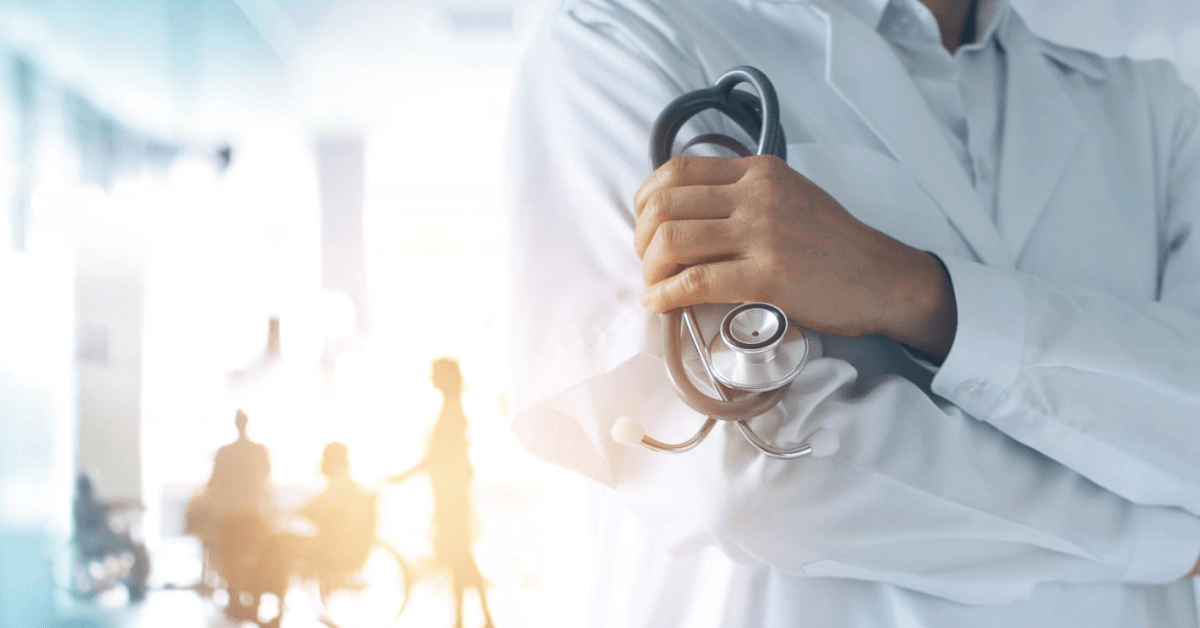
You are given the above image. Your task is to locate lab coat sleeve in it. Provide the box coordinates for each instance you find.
[505,3,1200,605]
[931,64,1200,516]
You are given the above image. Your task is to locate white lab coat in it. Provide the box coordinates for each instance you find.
[503,0,1200,625]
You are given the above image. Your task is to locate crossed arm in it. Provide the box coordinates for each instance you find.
[633,151,1200,583]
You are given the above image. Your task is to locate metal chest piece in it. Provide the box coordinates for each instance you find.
[708,303,809,393]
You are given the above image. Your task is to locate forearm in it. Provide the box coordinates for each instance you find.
[388,464,422,484]
[517,344,1200,604]
[923,256,1200,516]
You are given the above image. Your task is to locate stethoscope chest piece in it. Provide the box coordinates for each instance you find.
[708,303,809,392]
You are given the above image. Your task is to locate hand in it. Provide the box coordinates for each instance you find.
[634,155,957,359]
[388,464,422,485]
[1189,552,1200,578]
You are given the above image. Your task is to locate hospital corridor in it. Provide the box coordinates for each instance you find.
[4,1,1200,627]
[0,1,589,627]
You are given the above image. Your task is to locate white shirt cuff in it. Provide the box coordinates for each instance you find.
[930,256,1025,421]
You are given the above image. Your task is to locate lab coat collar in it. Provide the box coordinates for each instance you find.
[815,0,1016,268]
[827,0,1108,81]
[1033,39,1109,82]
[836,0,1008,46]
[994,10,1088,257]
[833,0,890,28]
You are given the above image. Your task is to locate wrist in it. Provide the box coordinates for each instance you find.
[884,251,958,361]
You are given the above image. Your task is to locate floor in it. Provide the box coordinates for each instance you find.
[54,588,241,628]
[47,537,488,628]
[52,580,490,628]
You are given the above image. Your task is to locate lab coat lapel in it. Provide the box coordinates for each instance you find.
[995,14,1085,259]
[816,1,1015,269]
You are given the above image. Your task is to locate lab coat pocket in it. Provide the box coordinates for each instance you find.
[786,142,958,253]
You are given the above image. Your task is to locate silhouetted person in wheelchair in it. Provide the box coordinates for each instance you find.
[390,358,494,628]
[241,443,379,628]
[72,472,150,600]
[199,409,273,620]
[289,442,376,580]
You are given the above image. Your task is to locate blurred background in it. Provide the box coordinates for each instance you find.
[3,0,1200,627]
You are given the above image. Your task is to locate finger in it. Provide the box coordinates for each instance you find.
[634,156,750,216]
[640,258,757,313]
[634,185,734,257]
[642,219,742,285]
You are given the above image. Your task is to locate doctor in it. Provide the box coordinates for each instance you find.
[505,0,1200,625]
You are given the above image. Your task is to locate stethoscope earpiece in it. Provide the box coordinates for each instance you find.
[805,429,840,458]
[611,416,647,448]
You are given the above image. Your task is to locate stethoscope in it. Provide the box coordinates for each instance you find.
[611,66,840,460]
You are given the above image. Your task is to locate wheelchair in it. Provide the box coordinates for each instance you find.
[55,509,150,602]
[190,493,412,628]
[290,536,413,628]
[189,509,289,627]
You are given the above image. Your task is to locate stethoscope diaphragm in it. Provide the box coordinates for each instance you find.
[708,303,809,392]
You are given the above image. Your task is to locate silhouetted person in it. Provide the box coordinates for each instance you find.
[203,409,272,619]
[260,442,375,627]
[391,358,493,628]
[293,442,376,576]
[72,472,150,600]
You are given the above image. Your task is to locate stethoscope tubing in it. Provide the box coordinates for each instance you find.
[640,66,826,460]
[650,65,787,169]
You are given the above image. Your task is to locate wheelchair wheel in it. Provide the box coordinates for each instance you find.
[315,541,412,628]
[51,542,137,601]
[50,542,96,600]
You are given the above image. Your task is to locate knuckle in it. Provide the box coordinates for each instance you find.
[765,154,790,174]
[657,221,683,252]
[747,259,779,299]
[746,176,774,196]
[680,265,708,295]
[761,187,786,209]
[744,178,784,210]
[653,190,674,220]
[664,157,693,186]
[744,153,770,167]
[758,249,787,276]
[652,189,681,223]
[654,222,674,252]
[643,193,666,227]
[748,153,784,174]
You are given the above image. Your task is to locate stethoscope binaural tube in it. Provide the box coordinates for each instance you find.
[649,66,787,169]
